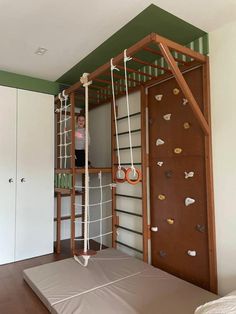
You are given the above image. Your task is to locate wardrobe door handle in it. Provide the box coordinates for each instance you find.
[9,178,13,183]
[20,178,26,183]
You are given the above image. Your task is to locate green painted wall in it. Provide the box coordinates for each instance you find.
[58,4,207,85]
[0,69,60,95]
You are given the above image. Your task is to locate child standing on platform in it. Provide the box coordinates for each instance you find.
[75,113,90,167]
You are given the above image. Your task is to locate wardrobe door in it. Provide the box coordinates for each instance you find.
[15,90,54,261]
[0,86,17,265]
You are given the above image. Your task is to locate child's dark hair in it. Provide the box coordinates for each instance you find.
[77,112,85,119]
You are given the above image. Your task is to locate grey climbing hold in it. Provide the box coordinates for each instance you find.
[165,170,173,179]
[196,224,205,233]
[159,251,167,257]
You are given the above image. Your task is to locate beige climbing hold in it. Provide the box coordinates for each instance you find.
[182,98,188,106]
[157,161,164,167]
[174,148,182,154]
[155,94,163,101]
[167,218,174,225]
[183,122,191,129]
[158,194,166,201]
[173,88,180,95]
[156,138,165,146]
[163,113,171,121]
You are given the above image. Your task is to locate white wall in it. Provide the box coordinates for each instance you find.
[210,19,236,296]
[89,104,111,167]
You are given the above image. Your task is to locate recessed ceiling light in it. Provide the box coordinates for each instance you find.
[35,47,48,55]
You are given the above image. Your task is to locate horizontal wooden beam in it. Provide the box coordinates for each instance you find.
[104,71,141,84]
[117,65,156,79]
[143,46,188,65]
[156,34,207,63]
[159,42,209,135]
[132,56,171,72]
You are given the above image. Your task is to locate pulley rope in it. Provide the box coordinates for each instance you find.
[123,50,135,174]
[110,59,122,174]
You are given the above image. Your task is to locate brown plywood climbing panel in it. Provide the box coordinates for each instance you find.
[148,67,210,290]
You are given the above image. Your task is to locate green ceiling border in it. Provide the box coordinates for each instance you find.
[58,4,207,85]
[0,69,60,95]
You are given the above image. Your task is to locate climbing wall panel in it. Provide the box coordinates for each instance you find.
[148,66,211,290]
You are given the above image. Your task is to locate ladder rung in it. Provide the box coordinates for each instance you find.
[115,129,141,136]
[115,193,142,200]
[55,189,83,196]
[115,224,142,235]
[54,214,82,221]
[115,240,143,254]
[115,209,142,217]
[116,112,141,121]
[114,145,141,151]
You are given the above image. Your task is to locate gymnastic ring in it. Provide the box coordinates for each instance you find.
[125,167,142,185]
[115,167,127,183]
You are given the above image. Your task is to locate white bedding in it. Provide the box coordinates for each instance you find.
[195,290,236,313]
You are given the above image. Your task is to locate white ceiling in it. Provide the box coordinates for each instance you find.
[0,0,235,81]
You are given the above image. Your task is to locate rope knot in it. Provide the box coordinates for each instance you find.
[124,49,132,62]
[110,58,119,72]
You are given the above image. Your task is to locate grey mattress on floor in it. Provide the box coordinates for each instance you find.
[23,248,218,314]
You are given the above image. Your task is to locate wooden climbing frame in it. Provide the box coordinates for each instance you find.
[54,32,217,293]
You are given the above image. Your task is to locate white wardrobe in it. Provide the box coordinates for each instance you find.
[0,85,54,265]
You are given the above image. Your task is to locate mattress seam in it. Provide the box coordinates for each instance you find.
[51,270,142,307]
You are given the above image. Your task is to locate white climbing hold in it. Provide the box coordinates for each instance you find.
[182,98,188,106]
[184,171,194,179]
[163,113,171,121]
[155,94,163,101]
[156,138,165,146]
[185,197,195,206]
[151,226,159,232]
[157,161,164,167]
[187,250,197,257]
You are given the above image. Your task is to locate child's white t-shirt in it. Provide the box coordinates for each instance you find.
[75,127,90,150]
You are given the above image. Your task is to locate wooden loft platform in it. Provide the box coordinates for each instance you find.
[76,167,112,174]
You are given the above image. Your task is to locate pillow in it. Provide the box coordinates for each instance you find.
[195,291,236,313]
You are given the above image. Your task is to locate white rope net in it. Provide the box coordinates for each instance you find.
[57,91,72,169]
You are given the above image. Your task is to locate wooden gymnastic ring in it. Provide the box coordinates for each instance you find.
[125,167,142,185]
[115,167,127,183]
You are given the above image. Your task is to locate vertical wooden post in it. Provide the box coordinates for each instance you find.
[56,192,61,253]
[141,85,148,262]
[55,100,61,253]
[70,93,76,253]
[202,59,218,293]
[111,102,117,248]
[81,174,85,247]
